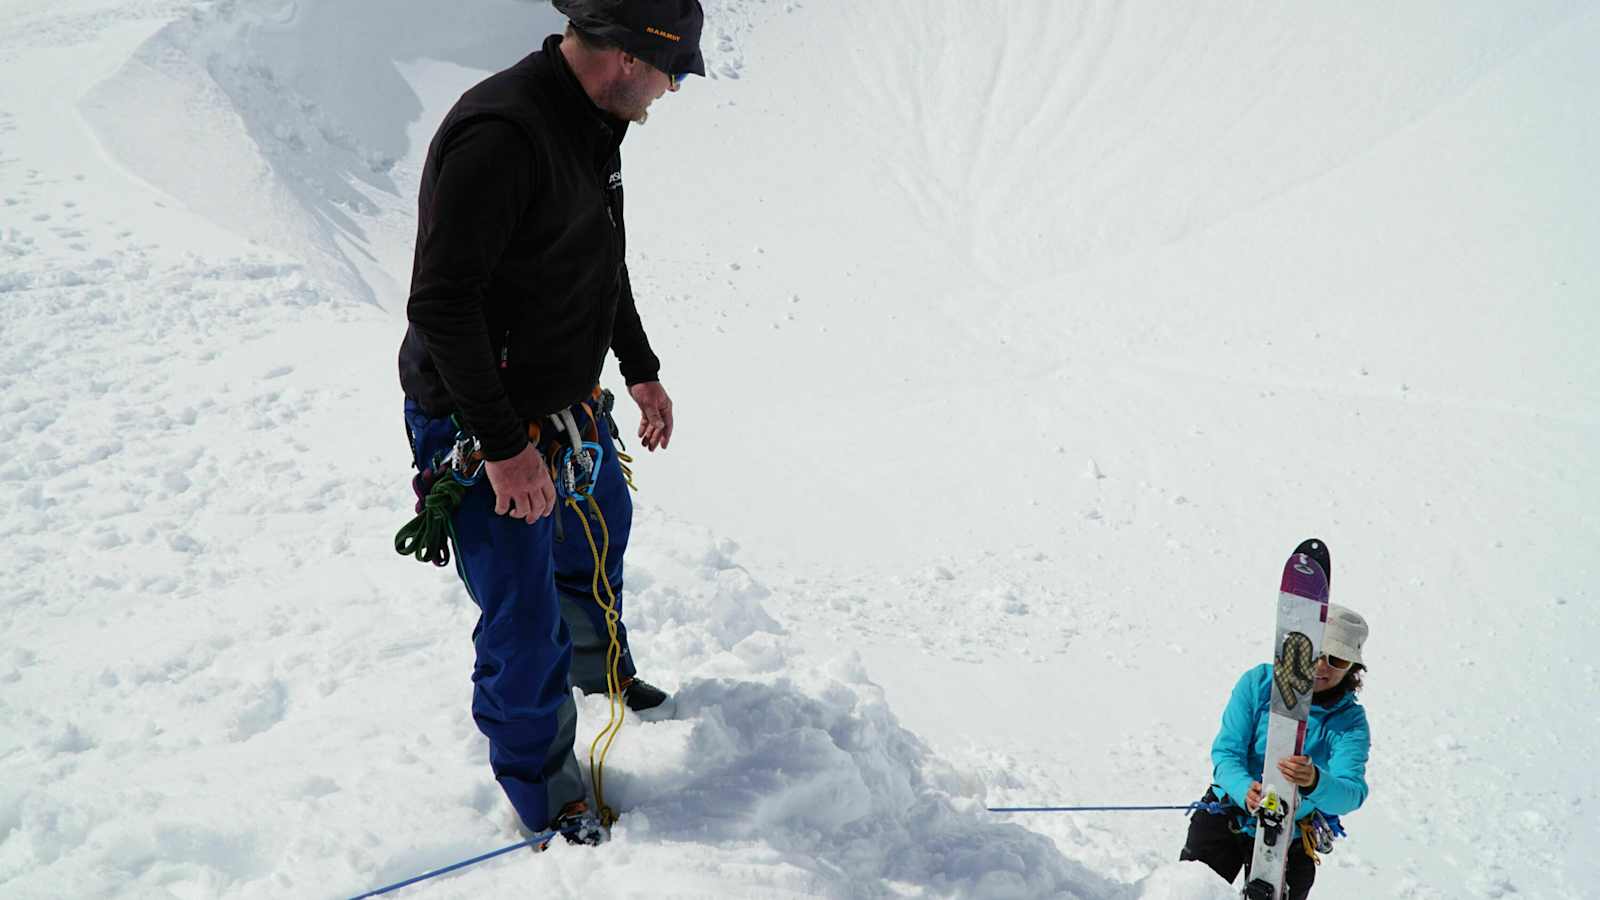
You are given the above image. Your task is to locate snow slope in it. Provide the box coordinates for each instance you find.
[3,0,1597,897]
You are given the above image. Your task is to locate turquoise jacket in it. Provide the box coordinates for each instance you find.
[1211,663,1370,827]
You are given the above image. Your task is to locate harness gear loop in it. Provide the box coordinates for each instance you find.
[394,428,485,567]
[1305,809,1341,856]
[567,492,626,828]
[596,388,637,490]
[547,406,605,501]
[444,432,485,485]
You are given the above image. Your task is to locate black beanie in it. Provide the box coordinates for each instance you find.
[553,0,706,78]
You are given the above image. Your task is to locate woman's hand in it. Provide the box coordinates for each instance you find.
[1245,781,1263,812]
[1277,755,1318,789]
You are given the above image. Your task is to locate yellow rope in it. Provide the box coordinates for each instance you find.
[567,494,626,827]
[616,450,637,492]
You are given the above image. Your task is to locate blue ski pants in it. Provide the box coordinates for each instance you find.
[404,392,637,830]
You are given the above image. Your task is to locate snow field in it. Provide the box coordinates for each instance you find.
[2,0,1598,897]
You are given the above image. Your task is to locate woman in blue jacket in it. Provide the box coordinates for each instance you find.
[1180,605,1371,899]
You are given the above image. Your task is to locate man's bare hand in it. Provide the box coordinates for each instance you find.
[1245,781,1263,812]
[629,381,674,451]
[483,443,555,523]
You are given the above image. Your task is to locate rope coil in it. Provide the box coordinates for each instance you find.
[393,475,467,567]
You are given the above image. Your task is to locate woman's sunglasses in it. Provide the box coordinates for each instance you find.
[1317,654,1353,670]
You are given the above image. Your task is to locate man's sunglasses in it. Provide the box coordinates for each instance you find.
[1317,654,1353,670]
[625,52,690,86]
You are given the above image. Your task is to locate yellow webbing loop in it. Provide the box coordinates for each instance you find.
[567,494,626,828]
[1299,820,1322,865]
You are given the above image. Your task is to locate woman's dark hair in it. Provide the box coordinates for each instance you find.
[1312,663,1366,706]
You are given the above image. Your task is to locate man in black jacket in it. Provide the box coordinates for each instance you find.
[398,0,704,839]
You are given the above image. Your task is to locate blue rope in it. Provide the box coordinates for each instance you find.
[988,802,1230,814]
[347,829,560,899]
[350,804,1229,896]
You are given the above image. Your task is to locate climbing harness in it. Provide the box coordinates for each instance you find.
[395,387,639,564]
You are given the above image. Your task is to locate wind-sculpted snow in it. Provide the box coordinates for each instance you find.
[79,0,565,304]
[79,0,769,309]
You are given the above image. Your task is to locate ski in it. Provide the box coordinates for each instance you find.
[1243,540,1331,900]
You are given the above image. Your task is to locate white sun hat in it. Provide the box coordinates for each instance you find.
[1323,604,1369,665]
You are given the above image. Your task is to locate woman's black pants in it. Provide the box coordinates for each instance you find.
[1179,796,1317,900]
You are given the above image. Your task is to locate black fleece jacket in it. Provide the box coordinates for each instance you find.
[398,34,659,461]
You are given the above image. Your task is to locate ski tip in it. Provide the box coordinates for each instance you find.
[1291,537,1332,587]
[1281,551,1330,601]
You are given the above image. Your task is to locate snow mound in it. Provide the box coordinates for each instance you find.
[523,514,1115,899]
